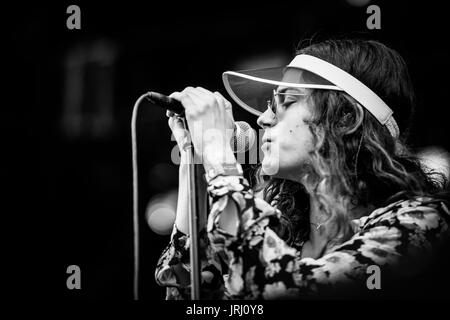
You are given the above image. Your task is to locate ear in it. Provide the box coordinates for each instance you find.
[314,125,326,149]
[344,100,364,135]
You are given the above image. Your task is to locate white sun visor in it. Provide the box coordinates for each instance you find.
[223,54,399,138]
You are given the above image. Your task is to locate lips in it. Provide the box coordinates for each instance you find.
[262,136,272,144]
[261,131,274,152]
[261,138,272,151]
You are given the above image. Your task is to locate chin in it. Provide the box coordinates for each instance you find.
[261,156,280,176]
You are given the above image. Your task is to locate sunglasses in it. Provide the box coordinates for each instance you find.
[267,89,309,116]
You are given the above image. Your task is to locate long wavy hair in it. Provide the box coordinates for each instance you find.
[252,39,448,246]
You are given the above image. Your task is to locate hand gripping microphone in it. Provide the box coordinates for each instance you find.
[146,92,256,152]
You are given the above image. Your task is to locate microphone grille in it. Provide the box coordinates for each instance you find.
[233,121,256,153]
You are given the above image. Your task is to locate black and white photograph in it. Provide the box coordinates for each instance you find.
[5,0,450,312]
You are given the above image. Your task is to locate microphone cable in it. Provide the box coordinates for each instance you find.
[131,92,151,300]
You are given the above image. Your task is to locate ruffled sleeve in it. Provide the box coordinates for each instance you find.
[156,174,450,299]
[155,223,227,300]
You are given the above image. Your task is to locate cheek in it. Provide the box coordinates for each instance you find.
[279,123,314,164]
[262,104,317,176]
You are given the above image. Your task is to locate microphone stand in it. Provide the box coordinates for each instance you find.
[181,117,201,300]
[133,92,202,300]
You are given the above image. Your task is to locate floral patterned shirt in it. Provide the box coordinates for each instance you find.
[155,175,450,299]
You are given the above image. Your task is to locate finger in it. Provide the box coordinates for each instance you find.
[213,91,234,119]
[169,91,181,101]
[169,124,189,148]
[194,87,224,113]
[182,88,213,114]
[195,86,213,95]
[195,87,218,105]
[168,115,176,129]
[185,87,209,105]
[213,91,231,109]
[213,91,230,109]
[196,87,224,108]
[168,115,185,132]
[177,92,200,116]
[174,117,186,131]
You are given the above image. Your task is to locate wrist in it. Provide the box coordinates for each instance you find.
[203,144,234,167]
[204,160,243,184]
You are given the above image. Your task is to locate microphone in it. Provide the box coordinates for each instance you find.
[146,91,256,152]
[146,92,185,115]
[233,121,256,152]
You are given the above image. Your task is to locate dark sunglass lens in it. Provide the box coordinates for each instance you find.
[271,96,277,114]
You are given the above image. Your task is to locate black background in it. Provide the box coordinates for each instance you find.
[4,0,450,300]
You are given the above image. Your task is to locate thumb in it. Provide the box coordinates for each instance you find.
[168,116,190,149]
[169,91,181,101]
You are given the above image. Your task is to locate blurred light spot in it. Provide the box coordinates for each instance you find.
[145,190,177,235]
[418,146,450,179]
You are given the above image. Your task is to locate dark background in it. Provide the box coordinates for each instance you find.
[4,0,449,299]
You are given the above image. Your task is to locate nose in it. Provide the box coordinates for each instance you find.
[257,107,277,129]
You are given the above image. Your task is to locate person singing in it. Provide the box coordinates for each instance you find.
[155,39,450,299]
